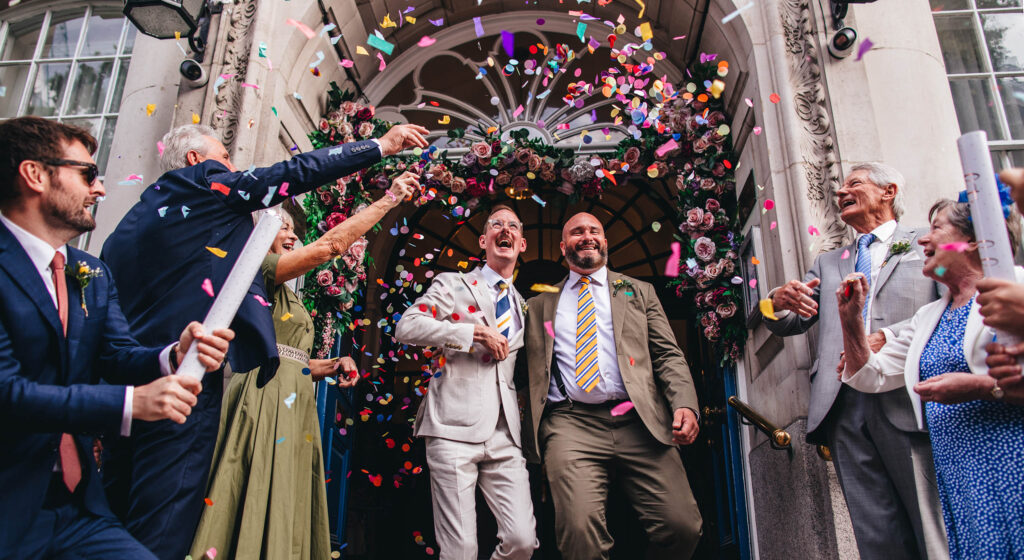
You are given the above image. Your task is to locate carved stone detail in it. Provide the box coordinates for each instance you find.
[212,0,258,151]
[781,0,848,251]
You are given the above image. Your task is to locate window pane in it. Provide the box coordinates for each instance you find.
[930,0,972,10]
[97,116,116,174]
[949,78,1006,139]
[998,77,1024,139]
[25,62,70,116]
[122,25,137,55]
[0,64,31,116]
[1009,150,1024,167]
[67,59,112,114]
[81,12,123,57]
[935,15,987,73]
[63,116,100,138]
[41,10,86,59]
[3,14,45,60]
[977,0,1023,7]
[981,13,1024,72]
[107,58,129,112]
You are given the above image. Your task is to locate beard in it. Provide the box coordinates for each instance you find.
[565,241,608,270]
[43,175,96,234]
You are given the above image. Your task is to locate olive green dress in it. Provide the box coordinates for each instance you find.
[190,253,331,560]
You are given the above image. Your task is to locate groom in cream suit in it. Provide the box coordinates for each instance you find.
[395,205,537,560]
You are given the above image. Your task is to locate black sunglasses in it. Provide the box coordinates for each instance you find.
[41,158,99,186]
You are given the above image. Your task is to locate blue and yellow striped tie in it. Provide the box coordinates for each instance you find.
[495,281,512,339]
[575,276,600,392]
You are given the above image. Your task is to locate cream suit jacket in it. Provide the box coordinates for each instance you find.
[395,266,525,446]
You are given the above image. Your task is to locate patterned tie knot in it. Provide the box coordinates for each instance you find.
[858,233,876,250]
[580,276,591,287]
[51,251,65,271]
[497,280,507,291]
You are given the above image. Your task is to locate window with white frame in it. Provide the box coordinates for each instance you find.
[0,4,136,175]
[932,0,1024,169]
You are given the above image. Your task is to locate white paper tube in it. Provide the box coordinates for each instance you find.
[956,131,1020,346]
[176,211,283,380]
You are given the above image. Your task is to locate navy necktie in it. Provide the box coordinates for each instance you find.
[855,233,876,324]
[495,281,512,339]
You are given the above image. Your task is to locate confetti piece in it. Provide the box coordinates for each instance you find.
[206,547,217,559]
[191,113,200,124]
[749,278,758,289]
[935,266,947,277]
[377,52,387,71]
[240,83,259,89]
[610,401,635,416]
[501,30,514,57]
[543,320,555,338]
[473,17,484,37]
[181,206,190,218]
[262,187,275,207]
[759,299,778,320]
[340,59,354,68]
[531,284,560,293]
[941,241,970,252]
[722,1,754,23]
[278,182,289,196]
[856,37,874,61]
[664,241,680,277]
[652,222,661,232]
[158,206,168,217]
[309,50,325,68]
[204,498,213,506]
[654,138,678,158]
[808,225,820,236]
[753,126,762,135]
[286,18,315,39]
[210,182,231,195]
[769,93,781,104]
[254,294,271,307]
[355,45,369,56]
[512,104,524,118]
[751,256,760,265]
[284,392,297,409]
[206,246,227,258]
[634,0,646,18]
[381,13,396,28]
[367,34,395,56]
[438,115,450,124]
[145,103,156,116]
[639,22,653,42]
[201,278,214,297]
[280,312,293,321]
[764,199,775,210]
[430,18,444,26]
[276,437,285,444]
[577,22,587,42]
[319,23,336,36]
[841,249,851,260]
[417,36,436,47]
[770,221,777,230]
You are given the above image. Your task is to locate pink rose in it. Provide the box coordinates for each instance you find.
[496,171,512,186]
[338,121,353,135]
[341,101,358,116]
[623,146,641,166]
[316,270,334,286]
[451,177,467,193]
[346,237,368,264]
[358,121,375,138]
[701,212,714,229]
[704,261,722,279]
[685,208,704,230]
[318,118,330,132]
[705,198,721,213]
[716,302,737,319]
[326,212,346,229]
[719,258,735,276]
[514,148,532,164]
[700,178,717,191]
[712,162,726,177]
[694,236,716,262]
[540,169,556,182]
[528,154,543,172]
[439,170,454,187]
[319,190,333,205]
[326,285,342,296]
[471,141,492,160]
[510,175,529,192]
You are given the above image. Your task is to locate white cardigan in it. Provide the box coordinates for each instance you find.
[842,268,1024,429]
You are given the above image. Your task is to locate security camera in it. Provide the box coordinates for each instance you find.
[180,59,209,88]
[828,27,858,59]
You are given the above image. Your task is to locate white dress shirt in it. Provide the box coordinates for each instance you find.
[858,219,897,322]
[548,266,629,404]
[479,264,522,338]
[0,212,175,437]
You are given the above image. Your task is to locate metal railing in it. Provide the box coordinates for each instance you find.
[726,396,791,450]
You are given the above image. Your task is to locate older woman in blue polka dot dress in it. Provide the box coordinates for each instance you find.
[838,199,1024,559]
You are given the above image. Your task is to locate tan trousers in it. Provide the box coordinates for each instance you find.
[424,415,538,560]
[539,403,703,560]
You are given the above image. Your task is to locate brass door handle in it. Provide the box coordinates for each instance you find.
[726,396,791,450]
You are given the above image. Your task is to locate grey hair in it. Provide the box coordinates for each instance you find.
[159,124,218,172]
[850,162,906,221]
[929,198,1020,257]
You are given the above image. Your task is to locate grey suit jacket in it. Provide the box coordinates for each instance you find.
[395,267,524,446]
[764,224,940,444]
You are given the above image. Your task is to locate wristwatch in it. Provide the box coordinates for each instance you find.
[991,381,1005,400]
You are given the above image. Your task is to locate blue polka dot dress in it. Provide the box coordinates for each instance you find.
[919,297,1024,559]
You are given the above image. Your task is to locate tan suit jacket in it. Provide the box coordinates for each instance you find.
[518,270,699,463]
[395,266,524,446]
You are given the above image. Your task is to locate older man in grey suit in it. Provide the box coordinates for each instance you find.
[395,205,537,560]
[763,163,948,560]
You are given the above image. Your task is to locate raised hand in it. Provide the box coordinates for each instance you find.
[378,124,431,156]
[387,171,421,205]
[771,278,821,318]
[132,375,202,424]
[835,273,868,328]
[977,277,1024,338]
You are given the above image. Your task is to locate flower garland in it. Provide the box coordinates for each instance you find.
[303,59,746,363]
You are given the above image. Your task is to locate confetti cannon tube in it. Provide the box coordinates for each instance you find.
[175,211,283,381]
[956,131,1021,346]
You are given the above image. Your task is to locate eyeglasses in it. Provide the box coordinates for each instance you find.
[41,159,99,186]
[487,219,522,232]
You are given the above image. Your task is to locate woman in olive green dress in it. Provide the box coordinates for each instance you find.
[189,173,419,559]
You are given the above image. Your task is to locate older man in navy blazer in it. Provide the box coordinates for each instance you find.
[100,121,429,558]
[0,117,233,558]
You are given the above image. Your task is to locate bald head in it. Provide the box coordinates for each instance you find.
[561,212,608,274]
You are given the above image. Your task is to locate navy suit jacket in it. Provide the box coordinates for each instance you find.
[0,222,162,552]
[101,140,381,385]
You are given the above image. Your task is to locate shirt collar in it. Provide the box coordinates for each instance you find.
[480,263,513,289]
[568,266,608,289]
[860,220,897,245]
[0,211,67,274]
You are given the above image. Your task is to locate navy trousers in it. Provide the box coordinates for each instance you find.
[104,371,223,560]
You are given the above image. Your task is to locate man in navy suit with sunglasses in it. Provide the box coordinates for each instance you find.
[0,116,234,558]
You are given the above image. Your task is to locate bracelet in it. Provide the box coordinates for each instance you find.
[385,190,399,203]
[991,380,1005,400]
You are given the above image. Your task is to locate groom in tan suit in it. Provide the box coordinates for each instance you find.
[518,212,703,559]
[395,205,537,560]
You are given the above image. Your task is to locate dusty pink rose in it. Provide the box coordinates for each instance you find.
[451,177,467,193]
[716,302,737,319]
[346,237,368,263]
[343,134,356,144]
[340,300,354,311]
[712,162,726,177]
[540,169,556,182]
[325,212,346,229]
[704,261,722,279]
[701,212,714,229]
[341,101,358,116]
[316,270,334,286]
[496,171,512,186]
[623,146,641,166]
[318,118,330,132]
[685,208,704,230]
[705,198,721,213]
[337,121,353,135]
[528,154,543,172]
[700,178,717,191]
[358,121,375,138]
[514,148,532,164]
[471,141,492,160]
[694,236,716,262]
[510,175,529,192]
[319,190,333,205]
[439,170,454,187]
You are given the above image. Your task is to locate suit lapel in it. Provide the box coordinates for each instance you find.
[838,240,857,279]
[542,279,567,366]
[607,270,626,347]
[874,224,915,293]
[65,248,87,363]
[461,268,494,327]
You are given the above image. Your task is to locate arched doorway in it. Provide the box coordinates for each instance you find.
[332,175,746,559]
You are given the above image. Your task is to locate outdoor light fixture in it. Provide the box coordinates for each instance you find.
[123,0,219,61]
[829,0,879,29]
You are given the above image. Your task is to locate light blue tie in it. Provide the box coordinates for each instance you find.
[855,233,876,324]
